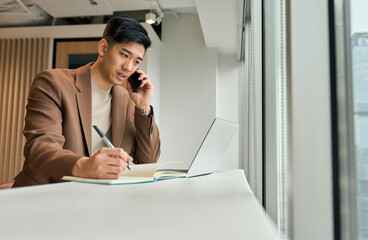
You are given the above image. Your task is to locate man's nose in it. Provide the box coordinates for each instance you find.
[122,60,134,71]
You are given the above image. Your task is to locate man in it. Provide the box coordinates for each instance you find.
[13,17,160,187]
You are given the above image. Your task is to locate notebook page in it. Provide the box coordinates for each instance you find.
[119,163,158,178]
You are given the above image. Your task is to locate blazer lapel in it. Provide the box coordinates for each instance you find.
[111,86,127,148]
[75,63,93,156]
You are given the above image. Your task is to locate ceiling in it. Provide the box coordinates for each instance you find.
[0,0,242,54]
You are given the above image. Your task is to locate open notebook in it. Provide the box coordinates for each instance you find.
[62,163,186,185]
[62,118,239,185]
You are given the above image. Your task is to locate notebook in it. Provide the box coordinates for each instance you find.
[62,118,239,185]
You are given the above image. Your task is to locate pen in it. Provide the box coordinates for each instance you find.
[93,125,131,170]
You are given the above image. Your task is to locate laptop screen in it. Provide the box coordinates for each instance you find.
[186,118,239,177]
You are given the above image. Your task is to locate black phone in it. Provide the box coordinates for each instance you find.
[128,71,141,93]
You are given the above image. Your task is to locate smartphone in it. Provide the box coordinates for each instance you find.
[128,70,141,93]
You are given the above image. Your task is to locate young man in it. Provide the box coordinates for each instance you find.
[13,17,160,187]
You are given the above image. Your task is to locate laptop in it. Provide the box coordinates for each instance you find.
[160,118,239,178]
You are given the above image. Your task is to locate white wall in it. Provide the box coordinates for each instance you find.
[159,13,240,170]
[217,54,239,169]
[159,13,217,168]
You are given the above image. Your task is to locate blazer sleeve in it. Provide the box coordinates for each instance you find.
[132,106,161,164]
[22,71,83,184]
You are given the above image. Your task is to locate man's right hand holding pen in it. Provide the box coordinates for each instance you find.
[71,148,133,179]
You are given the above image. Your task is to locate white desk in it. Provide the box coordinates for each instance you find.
[0,170,280,240]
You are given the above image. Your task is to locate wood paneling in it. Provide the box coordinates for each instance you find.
[0,38,50,182]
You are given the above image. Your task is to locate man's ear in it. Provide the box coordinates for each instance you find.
[98,39,108,57]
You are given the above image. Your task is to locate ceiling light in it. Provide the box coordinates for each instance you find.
[145,0,163,25]
[145,12,156,25]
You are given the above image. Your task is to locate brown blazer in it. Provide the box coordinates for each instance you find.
[13,63,160,187]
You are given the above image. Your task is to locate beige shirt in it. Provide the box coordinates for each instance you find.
[91,79,112,155]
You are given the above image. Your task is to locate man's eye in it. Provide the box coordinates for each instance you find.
[121,53,128,57]
[136,61,141,65]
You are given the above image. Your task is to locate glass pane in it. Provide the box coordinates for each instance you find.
[350,0,368,238]
[263,0,288,236]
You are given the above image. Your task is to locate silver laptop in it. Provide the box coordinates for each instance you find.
[161,118,239,178]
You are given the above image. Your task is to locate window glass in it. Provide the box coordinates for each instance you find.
[263,0,288,235]
[350,0,368,238]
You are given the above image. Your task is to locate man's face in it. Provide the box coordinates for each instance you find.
[99,40,145,87]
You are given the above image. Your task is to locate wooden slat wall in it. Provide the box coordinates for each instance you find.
[0,38,50,182]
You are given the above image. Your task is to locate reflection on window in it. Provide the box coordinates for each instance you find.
[352,33,368,240]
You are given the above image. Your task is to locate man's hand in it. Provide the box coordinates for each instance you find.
[127,69,153,115]
[71,148,133,179]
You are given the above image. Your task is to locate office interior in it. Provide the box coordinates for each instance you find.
[0,0,366,240]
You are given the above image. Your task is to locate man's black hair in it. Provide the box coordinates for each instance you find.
[103,17,152,50]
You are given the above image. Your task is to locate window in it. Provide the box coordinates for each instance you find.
[331,0,368,239]
[263,0,288,236]
[350,1,368,238]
